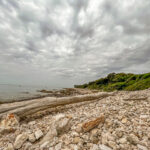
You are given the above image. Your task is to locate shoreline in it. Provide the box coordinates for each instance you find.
[0,88,98,104]
[0,88,149,149]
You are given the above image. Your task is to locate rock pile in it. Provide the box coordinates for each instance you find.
[0,89,150,150]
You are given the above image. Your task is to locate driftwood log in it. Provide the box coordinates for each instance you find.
[0,92,115,120]
[123,97,148,101]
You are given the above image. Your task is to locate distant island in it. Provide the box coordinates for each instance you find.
[74,72,150,91]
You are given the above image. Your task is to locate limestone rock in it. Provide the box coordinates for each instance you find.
[40,127,57,145]
[55,115,71,135]
[55,143,62,150]
[28,133,36,143]
[119,137,127,144]
[72,137,82,144]
[35,129,43,140]
[14,133,28,149]
[4,143,14,150]
[40,141,50,149]
[99,144,112,150]
[82,115,105,132]
[127,134,139,145]
[137,144,148,150]
[0,114,19,134]
[90,144,99,150]
[75,124,82,133]
[121,118,128,124]
[24,142,32,150]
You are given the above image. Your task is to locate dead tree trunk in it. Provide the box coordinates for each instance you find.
[0,92,115,119]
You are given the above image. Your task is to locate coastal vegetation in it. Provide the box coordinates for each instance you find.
[74,72,150,91]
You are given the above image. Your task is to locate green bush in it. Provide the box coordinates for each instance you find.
[74,72,150,91]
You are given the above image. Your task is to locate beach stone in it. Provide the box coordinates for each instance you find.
[72,137,82,144]
[137,144,148,150]
[55,117,71,135]
[90,144,99,150]
[49,147,55,150]
[108,141,116,149]
[55,143,62,150]
[35,129,43,140]
[14,133,28,149]
[119,137,127,144]
[121,118,128,124]
[82,115,105,132]
[28,133,36,143]
[4,143,14,150]
[115,129,123,138]
[0,114,19,134]
[127,134,139,145]
[90,136,99,144]
[40,141,49,149]
[40,127,57,145]
[90,128,99,137]
[24,142,32,150]
[28,121,36,126]
[99,144,112,150]
[75,124,83,133]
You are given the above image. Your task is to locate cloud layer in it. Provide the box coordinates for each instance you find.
[0,0,150,87]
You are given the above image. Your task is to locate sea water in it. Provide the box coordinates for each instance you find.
[0,84,60,102]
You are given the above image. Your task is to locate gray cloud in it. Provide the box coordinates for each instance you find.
[0,0,150,87]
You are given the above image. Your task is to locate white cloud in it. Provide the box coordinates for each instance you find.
[0,0,150,87]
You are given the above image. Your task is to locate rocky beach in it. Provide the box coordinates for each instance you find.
[0,88,150,150]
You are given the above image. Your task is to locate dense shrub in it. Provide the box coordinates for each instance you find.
[74,72,150,91]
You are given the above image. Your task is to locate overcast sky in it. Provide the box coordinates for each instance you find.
[0,0,150,87]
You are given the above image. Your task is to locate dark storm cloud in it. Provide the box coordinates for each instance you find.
[0,0,150,86]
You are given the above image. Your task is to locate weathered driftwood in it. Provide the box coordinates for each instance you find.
[0,92,114,119]
[123,97,148,101]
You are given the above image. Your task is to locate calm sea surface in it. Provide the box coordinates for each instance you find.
[0,84,61,102]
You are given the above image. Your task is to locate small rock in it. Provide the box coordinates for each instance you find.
[71,131,79,137]
[24,142,32,150]
[127,134,139,145]
[90,144,99,150]
[28,133,36,143]
[75,124,83,133]
[99,144,112,150]
[121,118,128,124]
[70,144,79,150]
[90,129,99,137]
[14,133,28,149]
[90,136,99,144]
[49,147,55,150]
[115,129,123,138]
[137,144,148,150]
[55,114,72,135]
[40,126,57,145]
[35,129,43,140]
[28,121,36,125]
[55,143,62,150]
[108,141,116,149]
[4,143,14,150]
[72,137,82,144]
[40,141,49,149]
[119,137,127,144]
[49,137,58,147]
